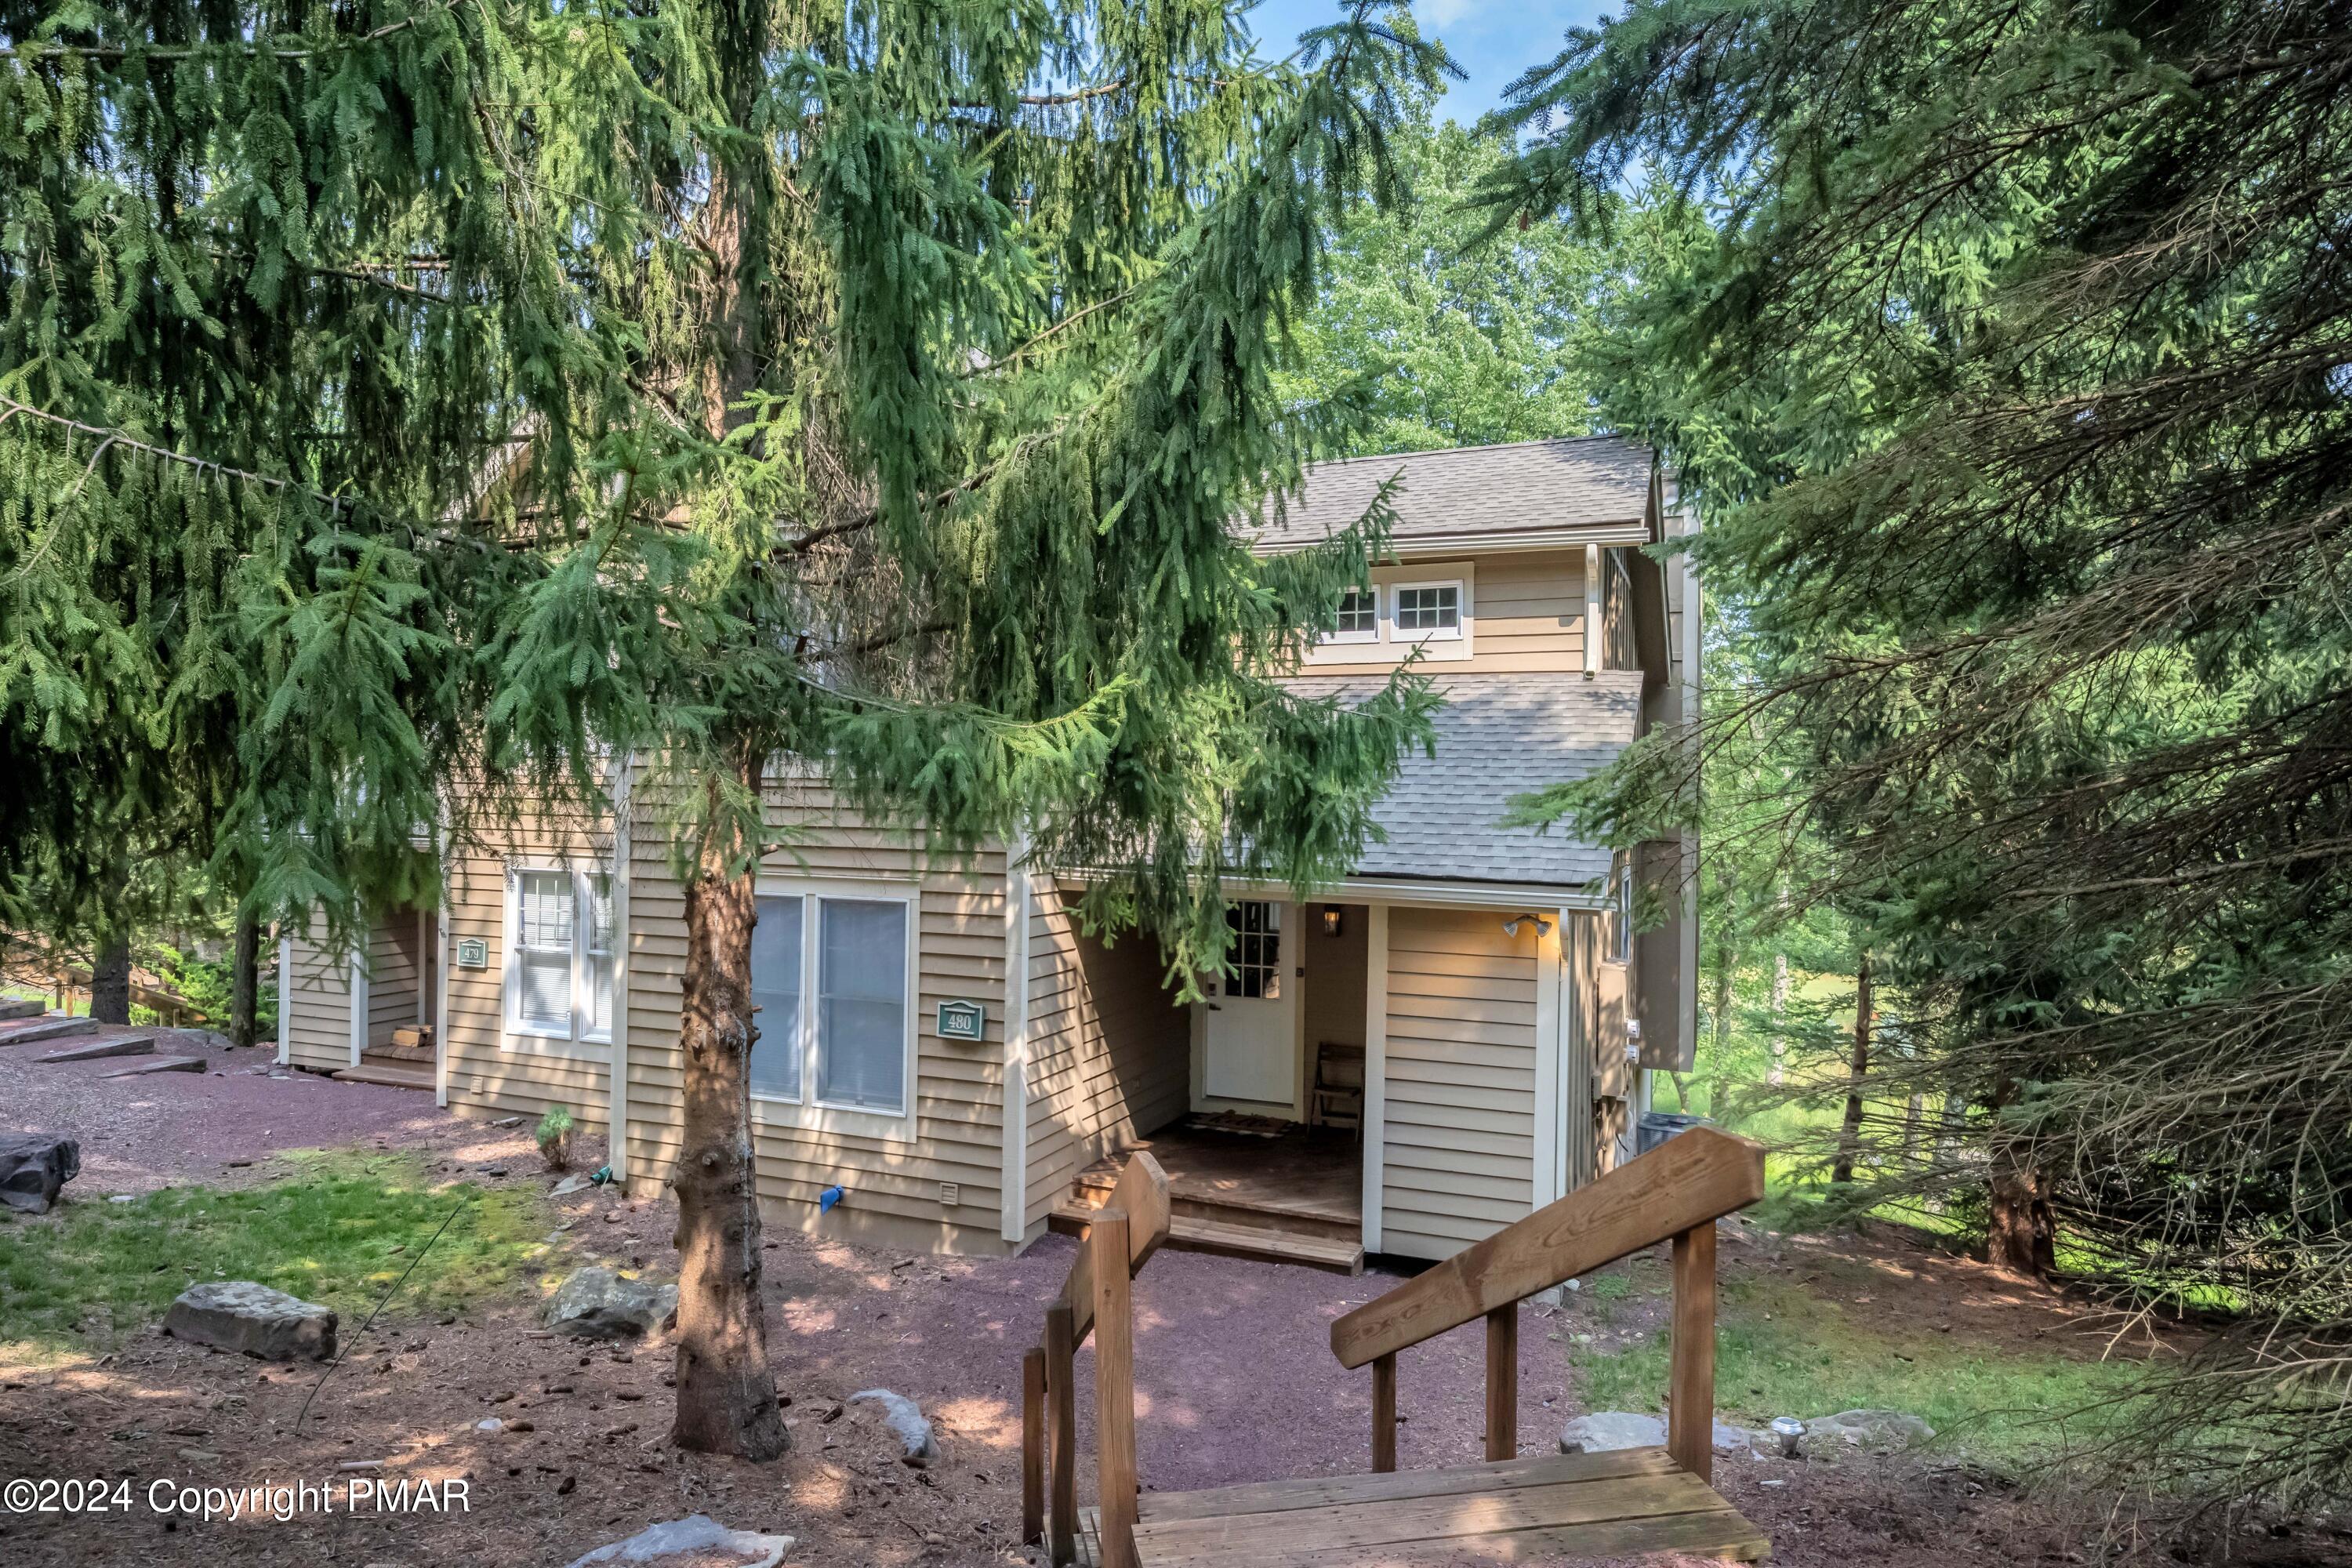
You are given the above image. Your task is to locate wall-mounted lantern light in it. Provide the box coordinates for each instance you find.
[1321,906,1343,938]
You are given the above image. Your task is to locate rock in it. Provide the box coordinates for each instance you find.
[564,1514,793,1568]
[36,1033,155,1062]
[851,1388,938,1465]
[0,1133,81,1214]
[543,1267,677,1340]
[1557,1411,1757,1457]
[164,1282,337,1362]
[1802,1409,1935,1456]
[477,1418,506,1434]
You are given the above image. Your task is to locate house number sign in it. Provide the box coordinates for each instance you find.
[456,937,490,969]
[935,1000,985,1042]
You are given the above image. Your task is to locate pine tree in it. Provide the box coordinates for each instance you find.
[5,0,1447,1457]
[1484,0,2352,1504]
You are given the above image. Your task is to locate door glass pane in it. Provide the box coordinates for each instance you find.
[515,870,574,1029]
[1225,902,1281,1000]
[816,898,907,1113]
[750,895,804,1100]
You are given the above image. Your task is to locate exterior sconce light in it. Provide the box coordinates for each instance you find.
[1321,906,1343,938]
[1501,913,1554,938]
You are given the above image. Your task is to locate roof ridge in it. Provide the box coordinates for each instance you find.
[1294,433,1646,475]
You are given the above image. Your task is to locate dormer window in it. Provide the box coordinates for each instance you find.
[1324,587,1380,644]
[1393,582,1463,641]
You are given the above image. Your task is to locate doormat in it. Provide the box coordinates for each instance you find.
[1181,1111,1291,1138]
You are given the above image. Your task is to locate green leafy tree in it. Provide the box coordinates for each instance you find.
[1273,100,1612,454]
[1485,0,2352,1504]
[4,0,1446,1459]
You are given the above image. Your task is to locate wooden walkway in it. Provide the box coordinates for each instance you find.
[1079,1449,1767,1566]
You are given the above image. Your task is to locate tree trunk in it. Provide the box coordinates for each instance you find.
[1707,946,1737,1118]
[89,938,132,1025]
[1831,950,1870,1183]
[669,747,788,1461]
[1987,1140,2056,1278]
[1766,887,1791,1087]
[230,915,262,1048]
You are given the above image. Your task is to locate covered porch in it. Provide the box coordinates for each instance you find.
[1051,1116,1365,1272]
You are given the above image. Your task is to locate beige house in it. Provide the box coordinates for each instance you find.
[280,436,1699,1272]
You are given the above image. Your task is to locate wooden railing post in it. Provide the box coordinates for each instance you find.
[1370,1352,1397,1472]
[1668,1221,1718,1483]
[1045,1301,1077,1565]
[1092,1207,1140,1568]
[1021,1345,1047,1545]
[1483,1304,1517,1461]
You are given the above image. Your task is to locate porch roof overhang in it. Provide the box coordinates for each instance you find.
[1055,670,1643,912]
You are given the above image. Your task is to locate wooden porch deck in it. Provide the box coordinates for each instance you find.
[1076,1448,1767,1566]
[1054,1119,1363,1273]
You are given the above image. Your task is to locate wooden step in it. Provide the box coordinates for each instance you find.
[1052,1204,1363,1276]
[0,1016,98,1047]
[1071,1168,1363,1243]
[1089,1447,1768,1566]
[100,1054,205,1079]
[333,1061,434,1091]
[37,1033,155,1063]
[0,997,46,1021]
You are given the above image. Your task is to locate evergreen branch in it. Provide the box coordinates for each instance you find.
[0,397,345,511]
[0,1,456,62]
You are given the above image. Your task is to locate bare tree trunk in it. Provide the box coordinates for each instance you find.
[670,746,788,1460]
[1831,950,1870,1183]
[1987,1107,2056,1278]
[230,916,261,1048]
[90,938,132,1025]
[1707,946,1737,1118]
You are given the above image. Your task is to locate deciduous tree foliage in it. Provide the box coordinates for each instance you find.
[1487,0,2352,1504]
[2,0,1445,1456]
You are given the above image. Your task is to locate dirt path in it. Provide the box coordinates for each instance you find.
[3,1057,2341,1566]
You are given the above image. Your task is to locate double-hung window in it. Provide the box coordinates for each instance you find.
[507,866,615,1047]
[1322,587,1379,644]
[747,885,913,1125]
[1392,581,1463,641]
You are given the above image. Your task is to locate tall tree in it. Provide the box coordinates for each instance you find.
[5,0,1445,1458]
[1485,0,2352,1505]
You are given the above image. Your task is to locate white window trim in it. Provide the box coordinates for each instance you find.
[501,861,615,1056]
[1391,579,1466,644]
[1303,561,1475,666]
[748,874,920,1145]
[1319,586,1381,646]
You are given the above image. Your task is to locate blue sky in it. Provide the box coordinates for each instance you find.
[1242,1,1615,124]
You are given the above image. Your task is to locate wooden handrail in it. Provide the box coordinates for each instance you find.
[1024,1152,1172,1566]
[1330,1127,1765,1368]
[1331,1127,1764,1485]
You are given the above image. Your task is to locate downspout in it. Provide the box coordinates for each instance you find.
[999,829,1033,1247]
[609,751,634,1187]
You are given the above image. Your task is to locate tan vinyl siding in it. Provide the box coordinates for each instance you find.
[1022,886,1190,1232]
[622,774,1012,1252]
[282,925,354,1072]
[440,788,615,1130]
[1378,906,1540,1260]
[1466,550,1586,673]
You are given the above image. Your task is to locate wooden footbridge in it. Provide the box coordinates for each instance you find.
[1021,1127,1772,1566]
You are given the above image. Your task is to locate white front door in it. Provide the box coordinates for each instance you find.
[1203,900,1298,1105]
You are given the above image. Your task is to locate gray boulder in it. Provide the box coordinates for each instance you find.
[563,1515,794,1568]
[1803,1408,1935,1457]
[851,1388,938,1465]
[544,1266,677,1340]
[165,1281,337,1361]
[1559,1410,1759,1458]
[0,1134,81,1214]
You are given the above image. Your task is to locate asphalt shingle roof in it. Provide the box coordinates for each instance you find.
[1247,435,1653,552]
[1286,670,1644,890]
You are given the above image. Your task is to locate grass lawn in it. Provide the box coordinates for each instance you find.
[0,1150,553,1352]
[1570,1266,2146,1466]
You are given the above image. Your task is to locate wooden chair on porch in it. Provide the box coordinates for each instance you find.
[1022,1127,1772,1566]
